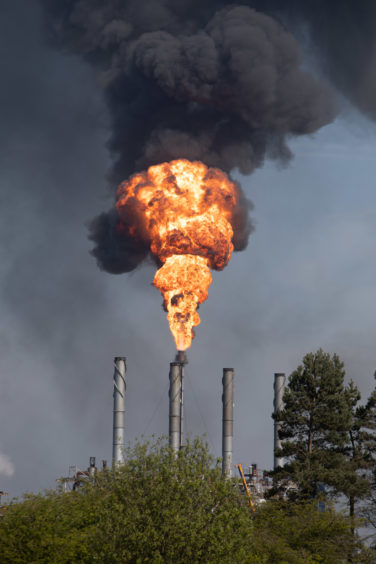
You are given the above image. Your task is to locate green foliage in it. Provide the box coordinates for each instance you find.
[88,438,253,563]
[252,500,360,564]
[0,438,255,563]
[270,347,376,555]
[272,349,353,499]
[0,436,368,563]
[342,383,376,524]
[357,385,376,533]
[271,349,376,513]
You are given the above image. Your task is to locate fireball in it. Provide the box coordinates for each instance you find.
[116,159,238,350]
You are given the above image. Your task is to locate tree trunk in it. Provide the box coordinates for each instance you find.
[349,494,355,536]
[347,495,355,564]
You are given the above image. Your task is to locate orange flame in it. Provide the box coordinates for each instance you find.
[116,159,238,350]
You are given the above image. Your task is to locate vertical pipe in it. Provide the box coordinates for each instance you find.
[222,368,234,478]
[176,350,187,449]
[169,362,182,453]
[88,457,96,478]
[273,372,285,469]
[112,357,126,467]
[180,363,184,449]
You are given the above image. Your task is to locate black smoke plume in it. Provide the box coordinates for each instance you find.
[264,0,376,121]
[42,0,376,274]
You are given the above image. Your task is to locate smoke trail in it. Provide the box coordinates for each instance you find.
[264,0,376,120]
[0,451,15,477]
[41,1,340,273]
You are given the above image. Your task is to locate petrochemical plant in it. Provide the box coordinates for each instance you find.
[55,355,287,506]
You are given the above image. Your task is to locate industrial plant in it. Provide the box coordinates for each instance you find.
[57,354,286,507]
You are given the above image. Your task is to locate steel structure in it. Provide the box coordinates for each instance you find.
[112,357,126,467]
[222,367,234,478]
[169,362,182,452]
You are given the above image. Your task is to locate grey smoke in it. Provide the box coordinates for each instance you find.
[0,452,15,477]
[40,1,337,274]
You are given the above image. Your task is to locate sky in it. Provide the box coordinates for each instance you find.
[0,1,375,498]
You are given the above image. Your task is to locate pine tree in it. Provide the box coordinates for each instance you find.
[356,381,376,536]
[272,349,354,500]
[342,381,376,533]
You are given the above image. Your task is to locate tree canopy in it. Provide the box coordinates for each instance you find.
[272,350,352,497]
[272,349,376,536]
[0,437,366,563]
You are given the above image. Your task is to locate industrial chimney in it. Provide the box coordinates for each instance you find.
[88,456,97,479]
[175,351,187,447]
[169,362,182,453]
[273,372,286,469]
[222,368,234,478]
[112,357,126,467]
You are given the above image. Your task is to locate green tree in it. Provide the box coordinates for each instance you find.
[272,350,376,538]
[0,438,256,563]
[342,382,376,533]
[0,436,367,563]
[252,500,362,564]
[356,382,376,538]
[272,350,354,500]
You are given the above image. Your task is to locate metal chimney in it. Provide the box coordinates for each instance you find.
[222,368,234,478]
[88,456,97,479]
[169,362,182,453]
[175,350,187,448]
[112,357,126,467]
[273,372,286,469]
